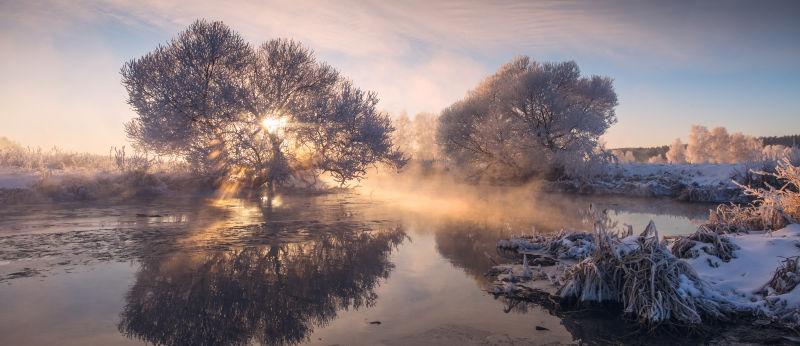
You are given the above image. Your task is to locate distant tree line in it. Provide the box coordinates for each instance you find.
[610,146,668,163]
[611,127,800,164]
[761,135,800,147]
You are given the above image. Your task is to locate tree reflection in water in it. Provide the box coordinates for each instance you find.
[118,217,405,346]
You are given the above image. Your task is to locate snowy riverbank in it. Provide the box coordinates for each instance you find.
[544,163,756,203]
[489,222,800,330]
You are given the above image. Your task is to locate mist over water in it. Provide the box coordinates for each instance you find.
[358,166,710,236]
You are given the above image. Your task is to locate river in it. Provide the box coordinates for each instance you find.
[0,190,729,345]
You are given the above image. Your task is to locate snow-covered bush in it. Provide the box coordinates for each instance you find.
[707,161,797,232]
[665,138,687,164]
[611,149,636,163]
[722,159,799,230]
[558,147,617,181]
[646,154,666,163]
[763,145,800,164]
[545,231,596,259]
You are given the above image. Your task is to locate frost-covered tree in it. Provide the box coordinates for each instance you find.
[391,112,440,162]
[122,20,405,193]
[122,20,252,174]
[685,125,761,164]
[686,125,712,164]
[647,154,666,163]
[728,132,762,163]
[708,127,732,163]
[437,56,617,181]
[412,112,439,161]
[391,112,414,156]
[666,138,687,164]
[763,145,800,163]
[623,151,636,163]
[611,149,636,163]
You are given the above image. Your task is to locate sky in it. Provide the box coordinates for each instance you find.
[1,0,799,153]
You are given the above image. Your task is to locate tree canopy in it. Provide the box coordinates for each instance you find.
[122,20,405,192]
[437,56,617,182]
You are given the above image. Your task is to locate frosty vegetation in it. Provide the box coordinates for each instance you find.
[122,20,405,195]
[391,112,440,163]
[490,159,800,329]
[676,125,763,164]
[612,125,800,165]
[0,140,192,203]
[436,56,617,182]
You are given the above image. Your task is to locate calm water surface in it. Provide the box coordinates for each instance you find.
[0,191,716,345]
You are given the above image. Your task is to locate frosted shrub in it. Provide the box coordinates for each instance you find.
[708,159,799,231]
[558,148,616,181]
[611,150,636,163]
[646,154,666,164]
[762,145,800,165]
[665,138,687,164]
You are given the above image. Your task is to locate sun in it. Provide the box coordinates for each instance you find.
[261,116,287,134]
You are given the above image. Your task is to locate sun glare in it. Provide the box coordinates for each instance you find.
[261,116,287,134]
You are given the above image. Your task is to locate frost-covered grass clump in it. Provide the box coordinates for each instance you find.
[556,220,732,327]
[671,226,738,263]
[491,222,800,329]
[497,231,595,259]
[490,161,800,329]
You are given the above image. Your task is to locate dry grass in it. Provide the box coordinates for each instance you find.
[559,221,731,327]
[761,257,800,296]
[0,145,185,174]
[706,203,765,233]
[707,159,800,232]
[1,145,195,203]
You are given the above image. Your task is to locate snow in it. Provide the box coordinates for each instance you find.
[615,235,641,256]
[687,224,800,310]
[491,223,800,326]
[548,162,750,202]
[677,274,702,298]
[619,162,743,187]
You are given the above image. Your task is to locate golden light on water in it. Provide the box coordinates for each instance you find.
[261,116,287,134]
[260,194,283,208]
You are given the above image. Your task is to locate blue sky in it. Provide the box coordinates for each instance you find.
[1,0,799,152]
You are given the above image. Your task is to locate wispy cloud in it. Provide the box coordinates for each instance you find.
[1,1,799,151]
